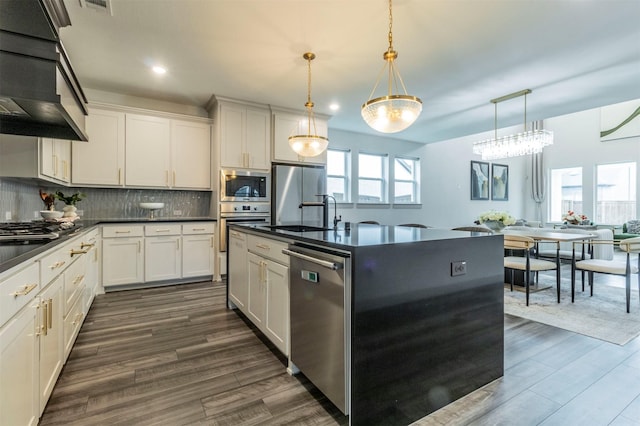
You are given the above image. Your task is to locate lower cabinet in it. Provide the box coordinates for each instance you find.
[102,225,145,287]
[145,223,182,282]
[0,300,39,426]
[231,231,290,356]
[38,276,64,414]
[228,230,248,309]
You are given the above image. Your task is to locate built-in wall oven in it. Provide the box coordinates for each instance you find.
[219,202,270,252]
[220,169,270,202]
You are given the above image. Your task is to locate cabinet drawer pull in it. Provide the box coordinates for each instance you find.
[73,275,84,286]
[72,312,83,325]
[255,243,270,250]
[118,168,122,185]
[10,283,38,297]
[176,239,180,250]
[115,230,131,234]
[80,242,95,249]
[42,301,48,336]
[70,249,89,257]
[192,228,206,231]
[47,298,53,329]
[50,261,66,269]
[210,237,214,248]
[155,229,171,232]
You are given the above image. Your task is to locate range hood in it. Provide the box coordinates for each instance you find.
[0,0,88,141]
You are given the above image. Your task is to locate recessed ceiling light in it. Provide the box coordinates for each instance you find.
[152,66,167,75]
[329,103,340,111]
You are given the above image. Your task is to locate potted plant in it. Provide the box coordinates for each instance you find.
[477,210,516,231]
[55,191,85,218]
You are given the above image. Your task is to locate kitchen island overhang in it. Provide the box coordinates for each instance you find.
[229,223,504,425]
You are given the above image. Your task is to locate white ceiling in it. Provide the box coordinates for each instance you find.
[60,0,640,144]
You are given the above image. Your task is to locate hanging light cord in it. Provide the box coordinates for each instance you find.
[303,52,316,136]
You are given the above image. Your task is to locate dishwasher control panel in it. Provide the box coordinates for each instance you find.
[301,270,319,283]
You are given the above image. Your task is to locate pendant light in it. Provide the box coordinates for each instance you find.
[361,0,422,133]
[288,52,329,157]
[472,89,554,160]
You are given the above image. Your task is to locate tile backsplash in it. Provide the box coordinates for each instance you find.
[0,178,211,222]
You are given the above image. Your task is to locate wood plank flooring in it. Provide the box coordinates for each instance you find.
[40,280,640,426]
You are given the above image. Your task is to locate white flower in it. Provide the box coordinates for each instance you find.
[478,210,516,225]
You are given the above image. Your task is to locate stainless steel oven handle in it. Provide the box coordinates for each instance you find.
[282,249,343,270]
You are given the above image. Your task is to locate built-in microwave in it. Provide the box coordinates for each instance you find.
[220,169,270,202]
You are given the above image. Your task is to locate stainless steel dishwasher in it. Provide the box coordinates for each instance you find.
[283,243,351,415]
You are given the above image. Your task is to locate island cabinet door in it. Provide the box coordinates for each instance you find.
[247,253,266,327]
[264,260,289,356]
[228,230,248,310]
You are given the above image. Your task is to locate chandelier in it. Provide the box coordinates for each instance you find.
[473,89,553,160]
[361,0,422,133]
[288,52,329,157]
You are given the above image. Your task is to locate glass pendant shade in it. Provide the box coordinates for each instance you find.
[361,94,422,133]
[289,134,329,157]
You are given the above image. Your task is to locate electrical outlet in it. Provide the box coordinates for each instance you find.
[5,211,11,220]
[173,210,182,216]
[451,261,467,276]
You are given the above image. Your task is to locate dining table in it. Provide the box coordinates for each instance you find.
[500,228,597,291]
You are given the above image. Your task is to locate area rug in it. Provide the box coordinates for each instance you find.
[504,272,640,345]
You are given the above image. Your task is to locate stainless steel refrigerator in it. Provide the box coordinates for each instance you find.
[271,163,327,226]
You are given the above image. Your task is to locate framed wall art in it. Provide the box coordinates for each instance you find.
[491,163,509,201]
[470,161,490,200]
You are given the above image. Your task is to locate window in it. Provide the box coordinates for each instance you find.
[358,152,388,203]
[596,162,636,224]
[326,148,350,202]
[549,167,582,222]
[393,156,420,203]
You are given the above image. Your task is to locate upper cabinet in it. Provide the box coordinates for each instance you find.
[72,107,125,186]
[217,99,270,170]
[125,114,172,187]
[171,120,211,189]
[272,107,329,165]
[71,105,212,190]
[0,134,70,184]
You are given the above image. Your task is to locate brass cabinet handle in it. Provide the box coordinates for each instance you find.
[80,242,95,249]
[47,298,53,330]
[155,229,171,232]
[10,283,38,297]
[210,237,214,248]
[42,301,48,336]
[255,243,270,250]
[115,230,131,234]
[53,154,58,176]
[176,239,180,251]
[118,168,122,185]
[73,274,84,286]
[69,249,89,257]
[50,261,66,269]
[192,228,206,231]
[72,312,83,325]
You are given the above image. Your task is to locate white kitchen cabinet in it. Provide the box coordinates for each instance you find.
[38,275,63,414]
[247,252,266,327]
[80,229,100,310]
[243,233,290,355]
[0,134,70,184]
[72,107,125,186]
[272,108,329,165]
[171,120,211,189]
[218,100,270,170]
[182,223,215,278]
[41,138,71,183]
[145,223,182,282]
[102,225,144,287]
[125,113,172,187]
[62,291,84,359]
[0,300,39,426]
[228,229,248,309]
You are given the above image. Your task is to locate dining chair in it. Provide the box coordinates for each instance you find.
[359,220,380,225]
[571,236,640,313]
[398,223,430,228]
[504,234,560,306]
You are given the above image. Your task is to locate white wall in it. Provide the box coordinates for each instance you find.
[328,100,640,229]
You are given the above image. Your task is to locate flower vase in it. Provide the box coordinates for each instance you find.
[62,205,78,218]
[484,220,505,232]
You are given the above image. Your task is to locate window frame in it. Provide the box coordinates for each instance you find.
[393,155,420,204]
[357,151,389,204]
[595,161,636,225]
[326,148,351,203]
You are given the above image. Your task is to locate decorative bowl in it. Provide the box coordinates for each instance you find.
[139,202,165,210]
[40,210,63,220]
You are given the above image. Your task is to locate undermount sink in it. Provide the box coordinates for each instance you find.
[267,225,331,232]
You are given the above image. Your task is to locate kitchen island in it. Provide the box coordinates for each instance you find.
[227,223,504,425]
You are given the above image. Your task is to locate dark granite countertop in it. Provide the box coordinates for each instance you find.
[0,217,217,274]
[234,222,498,251]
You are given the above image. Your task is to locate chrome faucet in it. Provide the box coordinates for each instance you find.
[299,194,341,230]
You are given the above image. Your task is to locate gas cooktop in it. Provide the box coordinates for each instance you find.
[0,221,75,243]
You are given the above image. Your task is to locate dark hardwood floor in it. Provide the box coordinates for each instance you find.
[40,279,640,425]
